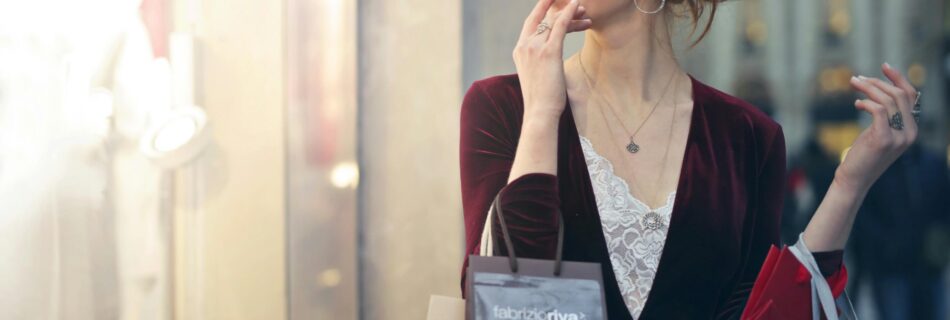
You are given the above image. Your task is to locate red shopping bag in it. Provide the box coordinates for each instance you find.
[741,245,850,320]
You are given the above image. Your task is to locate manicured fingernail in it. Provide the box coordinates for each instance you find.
[851,76,860,82]
[857,75,869,80]
[884,62,892,69]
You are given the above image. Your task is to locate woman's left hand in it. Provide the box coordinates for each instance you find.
[803,63,920,251]
[835,63,919,192]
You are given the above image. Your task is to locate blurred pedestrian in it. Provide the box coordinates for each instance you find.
[853,143,950,320]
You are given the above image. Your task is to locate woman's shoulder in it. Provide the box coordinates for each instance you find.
[691,77,783,138]
[464,73,524,110]
[470,73,522,92]
[461,73,526,128]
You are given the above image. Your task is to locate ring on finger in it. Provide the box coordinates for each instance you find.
[889,111,905,130]
[912,91,922,123]
[535,21,552,35]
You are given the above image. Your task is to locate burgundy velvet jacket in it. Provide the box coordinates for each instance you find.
[459,74,843,319]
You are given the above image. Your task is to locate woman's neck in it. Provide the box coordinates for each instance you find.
[568,8,687,113]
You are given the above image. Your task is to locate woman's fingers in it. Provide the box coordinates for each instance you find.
[568,19,593,33]
[863,76,918,133]
[548,0,580,48]
[851,76,900,117]
[854,98,889,131]
[521,0,556,38]
[546,2,590,36]
[879,64,920,143]
[574,5,587,20]
[863,77,911,113]
[881,63,917,98]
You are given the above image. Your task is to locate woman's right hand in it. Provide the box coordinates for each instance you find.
[513,0,591,124]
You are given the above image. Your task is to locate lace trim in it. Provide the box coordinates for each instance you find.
[579,135,675,319]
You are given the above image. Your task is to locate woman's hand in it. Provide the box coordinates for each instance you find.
[803,63,920,251]
[513,0,591,124]
[836,63,920,192]
[505,0,591,183]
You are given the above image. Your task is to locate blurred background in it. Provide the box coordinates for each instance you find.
[0,0,947,319]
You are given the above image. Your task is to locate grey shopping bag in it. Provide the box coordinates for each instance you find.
[465,194,608,320]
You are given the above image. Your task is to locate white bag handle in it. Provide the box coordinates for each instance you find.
[787,233,839,320]
[479,206,494,256]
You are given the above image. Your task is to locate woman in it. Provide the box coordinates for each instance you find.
[459,0,921,318]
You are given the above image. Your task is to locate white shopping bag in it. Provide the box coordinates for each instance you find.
[427,295,465,320]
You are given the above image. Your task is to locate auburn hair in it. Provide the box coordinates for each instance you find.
[667,0,723,47]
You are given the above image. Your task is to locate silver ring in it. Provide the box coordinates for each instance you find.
[535,21,551,35]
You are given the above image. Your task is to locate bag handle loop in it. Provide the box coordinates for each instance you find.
[490,193,566,276]
[788,233,840,320]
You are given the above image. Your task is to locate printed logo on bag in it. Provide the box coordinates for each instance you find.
[491,305,587,320]
[472,273,604,320]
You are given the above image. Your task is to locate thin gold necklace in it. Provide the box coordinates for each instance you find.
[577,53,676,154]
[590,73,680,216]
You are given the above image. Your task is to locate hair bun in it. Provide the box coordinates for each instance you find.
[667,0,724,46]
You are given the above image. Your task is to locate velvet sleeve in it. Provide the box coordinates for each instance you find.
[459,80,561,295]
[719,126,845,318]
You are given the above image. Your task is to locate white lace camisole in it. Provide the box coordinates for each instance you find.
[579,135,676,319]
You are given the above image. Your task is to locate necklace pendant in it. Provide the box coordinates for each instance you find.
[643,211,663,230]
[626,141,640,153]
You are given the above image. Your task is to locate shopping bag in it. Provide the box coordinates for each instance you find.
[741,234,857,320]
[427,295,465,320]
[465,194,607,320]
